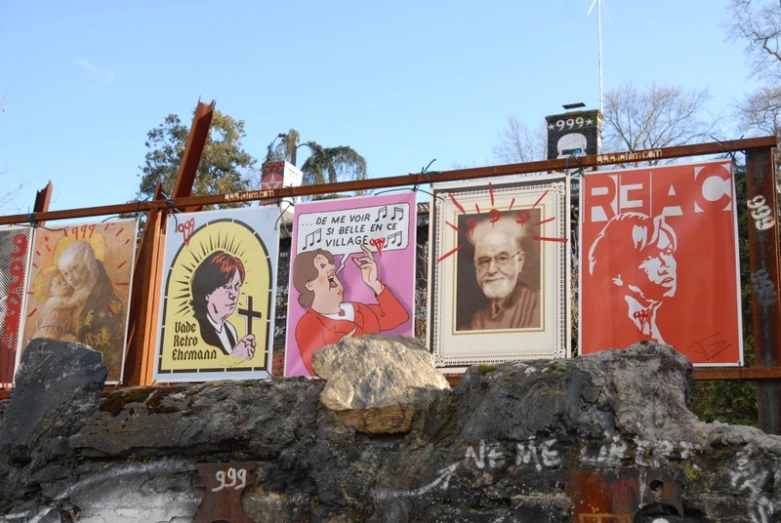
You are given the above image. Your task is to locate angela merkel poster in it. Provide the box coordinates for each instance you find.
[579,159,744,366]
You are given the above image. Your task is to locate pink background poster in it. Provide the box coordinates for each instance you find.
[284,192,417,377]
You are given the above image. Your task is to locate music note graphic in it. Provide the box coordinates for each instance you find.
[391,207,404,221]
[375,206,388,222]
[303,229,322,250]
[387,231,402,247]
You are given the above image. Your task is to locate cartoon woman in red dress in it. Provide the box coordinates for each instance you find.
[291,245,409,375]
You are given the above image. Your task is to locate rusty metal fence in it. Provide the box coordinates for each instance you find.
[0,100,778,431]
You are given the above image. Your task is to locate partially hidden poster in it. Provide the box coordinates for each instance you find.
[579,159,744,366]
[284,193,417,377]
[20,219,139,384]
[155,206,279,382]
[0,226,32,386]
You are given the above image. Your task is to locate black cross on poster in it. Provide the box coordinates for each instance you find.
[237,296,263,335]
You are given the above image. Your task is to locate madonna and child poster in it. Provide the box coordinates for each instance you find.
[579,159,744,366]
[284,193,416,378]
[155,206,279,382]
[428,175,571,373]
[0,226,32,386]
[20,219,139,384]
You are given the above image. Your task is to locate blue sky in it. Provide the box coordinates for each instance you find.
[0,0,760,215]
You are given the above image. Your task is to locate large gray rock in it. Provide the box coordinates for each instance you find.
[0,338,107,449]
[312,335,451,434]
[2,340,781,522]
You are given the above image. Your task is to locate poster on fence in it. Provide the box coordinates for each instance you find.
[284,193,416,377]
[0,226,32,386]
[155,206,279,382]
[579,159,744,366]
[20,219,139,383]
[428,175,571,373]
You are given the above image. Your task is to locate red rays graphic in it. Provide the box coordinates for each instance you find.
[117,261,127,269]
[532,190,548,209]
[509,198,515,211]
[445,221,464,234]
[516,210,531,224]
[436,245,463,263]
[489,182,495,206]
[114,227,125,237]
[534,236,568,243]
[534,216,555,226]
[449,193,466,214]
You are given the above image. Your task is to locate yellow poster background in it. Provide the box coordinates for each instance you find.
[158,219,271,372]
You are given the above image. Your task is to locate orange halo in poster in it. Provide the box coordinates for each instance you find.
[579,160,743,366]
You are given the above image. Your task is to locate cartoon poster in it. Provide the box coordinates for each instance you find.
[579,159,743,366]
[284,193,417,378]
[428,175,571,373]
[0,226,33,386]
[155,206,279,382]
[20,219,139,384]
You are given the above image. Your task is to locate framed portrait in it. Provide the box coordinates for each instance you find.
[428,174,571,372]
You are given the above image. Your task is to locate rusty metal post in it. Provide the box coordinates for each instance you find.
[122,208,165,386]
[122,100,215,386]
[32,181,53,226]
[745,146,781,435]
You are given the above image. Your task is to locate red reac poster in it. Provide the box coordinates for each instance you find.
[579,159,743,366]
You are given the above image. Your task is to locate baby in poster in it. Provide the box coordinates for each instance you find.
[21,219,139,384]
[284,193,417,377]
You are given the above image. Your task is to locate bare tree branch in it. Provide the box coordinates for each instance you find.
[726,1,781,137]
[735,86,781,136]
[492,117,547,164]
[726,0,781,82]
[0,88,29,214]
[602,81,719,167]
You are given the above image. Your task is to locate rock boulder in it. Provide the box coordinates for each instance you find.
[0,341,779,522]
[313,335,451,434]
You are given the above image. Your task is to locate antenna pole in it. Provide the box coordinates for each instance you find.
[597,0,603,114]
